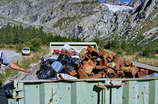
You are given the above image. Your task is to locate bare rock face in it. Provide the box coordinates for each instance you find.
[129,0,158,44]
[0,0,157,40]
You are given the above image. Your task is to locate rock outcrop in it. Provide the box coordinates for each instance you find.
[0,0,157,40]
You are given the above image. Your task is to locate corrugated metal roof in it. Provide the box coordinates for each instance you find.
[133,61,158,72]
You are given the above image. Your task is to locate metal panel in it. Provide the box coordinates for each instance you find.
[74,82,107,104]
[110,79,158,104]
[49,42,97,48]
[23,82,106,104]
[17,82,24,104]
[149,80,156,104]
[49,42,98,54]
[128,81,150,104]
[155,80,158,104]
[8,99,17,104]
[133,62,158,72]
[9,78,158,104]
[122,81,129,104]
[24,84,41,104]
[44,82,71,104]
[110,81,123,104]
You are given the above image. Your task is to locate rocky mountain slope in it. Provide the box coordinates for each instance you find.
[0,0,157,40]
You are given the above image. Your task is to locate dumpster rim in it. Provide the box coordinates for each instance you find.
[16,77,158,84]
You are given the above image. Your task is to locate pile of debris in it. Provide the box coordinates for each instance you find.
[36,45,157,80]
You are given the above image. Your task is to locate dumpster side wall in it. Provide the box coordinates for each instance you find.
[8,79,158,104]
[114,80,158,104]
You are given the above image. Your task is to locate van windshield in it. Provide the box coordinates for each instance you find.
[23,48,30,51]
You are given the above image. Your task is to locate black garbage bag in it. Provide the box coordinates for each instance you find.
[57,54,82,73]
[37,54,82,79]
[57,54,71,65]
[64,65,75,72]
[70,57,81,67]
[3,81,14,98]
[36,69,57,79]
[40,58,55,70]
[0,89,8,104]
[36,56,57,79]
[58,54,81,67]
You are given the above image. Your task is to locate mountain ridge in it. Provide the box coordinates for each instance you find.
[0,0,157,40]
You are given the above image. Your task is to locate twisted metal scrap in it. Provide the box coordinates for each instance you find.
[76,46,155,79]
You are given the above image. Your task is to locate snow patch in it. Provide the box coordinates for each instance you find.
[105,4,134,12]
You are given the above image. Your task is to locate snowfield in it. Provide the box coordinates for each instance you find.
[105,4,134,12]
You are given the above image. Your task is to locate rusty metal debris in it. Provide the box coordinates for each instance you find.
[75,46,156,79]
[37,46,157,79]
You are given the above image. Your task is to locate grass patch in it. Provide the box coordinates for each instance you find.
[19,46,48,68]
[123,55,158,67]
[93,33,158,57]
[93,34,144,54]
[0,69,18,83]
[0,24,81,51]
[136,57,158,66]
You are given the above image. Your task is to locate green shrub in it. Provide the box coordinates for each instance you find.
[0,24,81,51]
[93,34,158,57]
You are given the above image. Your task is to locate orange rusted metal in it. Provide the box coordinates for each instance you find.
[70,46,156,79]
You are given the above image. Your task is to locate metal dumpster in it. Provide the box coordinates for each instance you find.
[8,78,158,104]
[8,42,158,104]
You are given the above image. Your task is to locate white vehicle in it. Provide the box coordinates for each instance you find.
[22,48,31,56]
